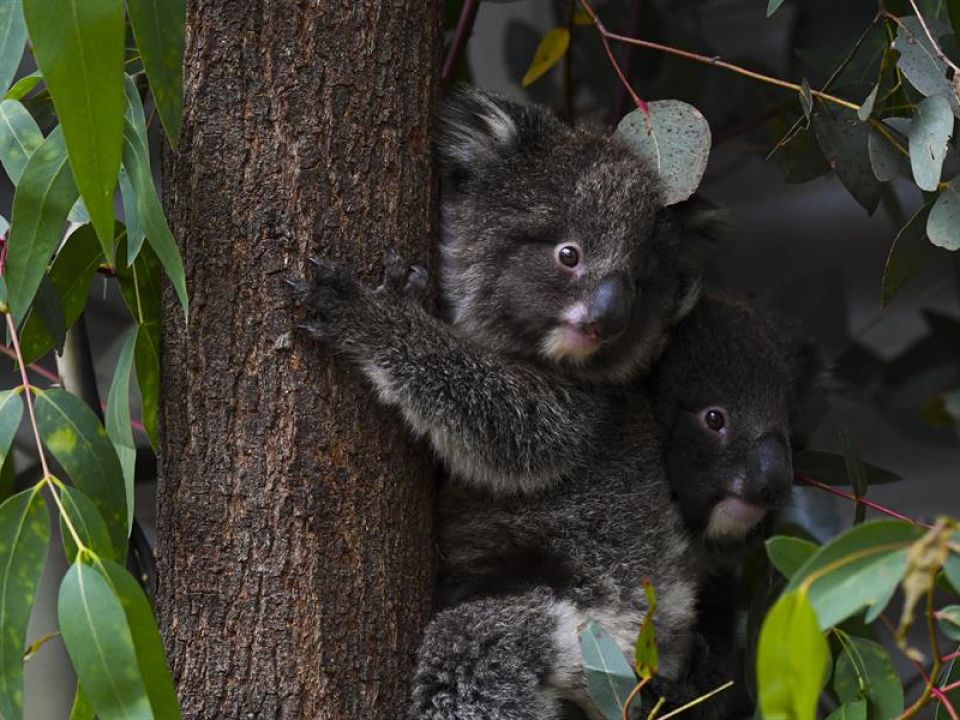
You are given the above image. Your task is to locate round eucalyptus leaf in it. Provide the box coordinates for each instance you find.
[909,94,954,192]
[928,185,960,250]
[616,100,711,206]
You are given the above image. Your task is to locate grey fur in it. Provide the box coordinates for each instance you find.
[292,89,716,719]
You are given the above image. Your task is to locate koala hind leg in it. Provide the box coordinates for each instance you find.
[410,590,595,720]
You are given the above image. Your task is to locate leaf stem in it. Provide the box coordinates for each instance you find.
[622,676,651,720]
[654,680,734,720]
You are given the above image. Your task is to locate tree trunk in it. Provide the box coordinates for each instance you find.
[156,3,441,718]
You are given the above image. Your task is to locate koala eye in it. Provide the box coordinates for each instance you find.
[703,408,727,433]
[557,245,580,268]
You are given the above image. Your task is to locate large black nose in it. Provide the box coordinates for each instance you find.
[746,433,793,506]
[583,276,631,341]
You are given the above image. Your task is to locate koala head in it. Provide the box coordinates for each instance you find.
[436,89,716,382]
[648,293,826,546]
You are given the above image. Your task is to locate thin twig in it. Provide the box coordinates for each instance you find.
[796,473,932,528]
[654,681,734,720]
[905,0,960,76]
[578,0,859,112]
[578,0,647,113]
[0,344,60,383]
[442,0,480,87]
[622,676,651,720]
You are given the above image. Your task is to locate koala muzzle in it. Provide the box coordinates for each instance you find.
[584,276,631,341]
[746,433,793,506]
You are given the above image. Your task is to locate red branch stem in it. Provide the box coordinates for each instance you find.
[795,473,931,528]
[442,0,480,86]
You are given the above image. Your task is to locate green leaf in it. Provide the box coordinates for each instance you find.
[0,389,23,487]
[69,684,96,720]
[122,119,188,318]
[858,84,879,122]
[616,100,712,206]
[813,103,880,214]
[786,521,925,630]
[98,560,180,719]
[909,94,954,192]
[894,17,960,118]
[0,487,50,720]
[580,621,637,720]
[799,78,814,121]
[116,240,161,449]
[939,605,960,641]
[794,450,902,486]
[60,484,116,563]
[826,699,867,720]
[839,430,868,525]
[0,98,41,182]
[945,553,960,596]
[18,223,103,364]
[767,0,786,16]
[120,75,146,263]
[31,274,65,354]
[757,591,829,720]
[106,327,137,532]
[125,0,184,144]
[766,536,820,580]
[882,202,934,308]
[833,635,904,719]
[4,71,40,101]
[867,128,902,182]
[634,580,658,680]
[937,649,960,720]
[0,0,25,94]
[4,126,79,324]
[864,581,898,623]
[34,388,128,556]
[521,28,570,87]
[928,185,960,250]
[23,0,125,255]
[58,562,154,720]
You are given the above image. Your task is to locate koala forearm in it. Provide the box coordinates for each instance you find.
[342,301,604,493]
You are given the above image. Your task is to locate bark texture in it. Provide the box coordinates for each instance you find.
[157,3,441,718]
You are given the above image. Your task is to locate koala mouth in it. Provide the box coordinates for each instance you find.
[540,323,603,363]
[704,496,768,541]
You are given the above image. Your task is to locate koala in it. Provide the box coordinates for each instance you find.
[292,89,716,719]
[647,291,826,713]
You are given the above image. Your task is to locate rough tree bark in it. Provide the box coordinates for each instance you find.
[156,3,442,718]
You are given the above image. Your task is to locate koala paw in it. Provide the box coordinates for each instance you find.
[290,257,364,343]
[378,247,430,304]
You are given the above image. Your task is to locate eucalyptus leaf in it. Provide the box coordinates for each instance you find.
[31,274,65,353]
[98,560,181,719]
[928,185,960,250]
[23,0,125,254]
[833,635,904,719]
[106,327,137,532]
[839,430,867,524]
[18,223,103,364]
[69,684,95,720]
[766,536,819,580]
[786,521,925,630]
[894,16,960,118]
[858,84,878,122]
[59,484,116,563]
[794,449,902,486]
[4,125,79,324]
[0,487,50,720]
[125,0,185,144]
[868,128,903,182]
[799,78,813,122]
[767,0,786,16]
[0,0,25,94]
[813,103,880,215]
[945,553,960,597]
[0,97,41,182]
[882,202,934,308]
[34,388,128,556]
[521,28,569,87]
[757,591,829,720]
[4,71,40,101]
[616,100,711,206]
[580,622,637,720]
[826,700,867,720]
[0,389,23,485]
[909,94,954,191]
[58,562,154,720]
[939,605,960,641]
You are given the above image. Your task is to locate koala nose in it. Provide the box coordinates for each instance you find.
[746,433,793,506]
[584,276,631,341]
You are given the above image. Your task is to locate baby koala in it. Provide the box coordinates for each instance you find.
[293,89,715,719]
[646,291,826,715]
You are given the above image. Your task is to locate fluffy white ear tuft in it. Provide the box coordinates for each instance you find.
[438,88,520,165]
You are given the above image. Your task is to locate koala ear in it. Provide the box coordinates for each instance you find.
[784,335,830,449]
[436,88,525,167]
[654,195,724,321]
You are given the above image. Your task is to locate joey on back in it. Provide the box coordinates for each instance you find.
[292,89,716,720]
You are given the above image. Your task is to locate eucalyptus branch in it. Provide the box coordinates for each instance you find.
[577,0,647,113]
[442,0,480,87]
[578,0,859,112]
[905,0,960,77]
[796,474,931,527]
